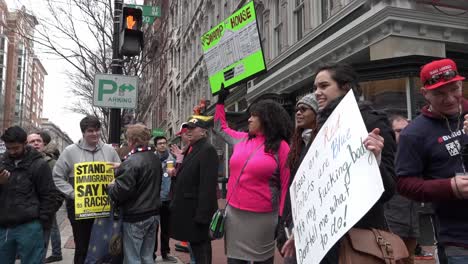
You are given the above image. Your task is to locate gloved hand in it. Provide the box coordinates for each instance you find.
[217,84,230,104]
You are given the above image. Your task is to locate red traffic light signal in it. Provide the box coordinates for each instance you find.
[120,7,144,56]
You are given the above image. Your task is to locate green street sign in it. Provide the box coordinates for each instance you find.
[126,4,160,24]
[93,74,138,109]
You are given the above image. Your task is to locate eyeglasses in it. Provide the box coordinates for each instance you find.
[295,105,312,113]
[425,70,458,86]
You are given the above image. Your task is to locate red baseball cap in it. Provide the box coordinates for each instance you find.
[420,58,465,90]
[176,122,188,136]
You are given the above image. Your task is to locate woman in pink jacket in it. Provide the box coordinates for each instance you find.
[214,87,292,264]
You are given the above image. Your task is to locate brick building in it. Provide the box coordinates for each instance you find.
[0,3,46,132]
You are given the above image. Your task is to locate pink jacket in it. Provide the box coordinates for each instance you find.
[214,104,290,215]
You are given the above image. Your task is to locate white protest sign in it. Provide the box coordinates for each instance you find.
[290,90,384,264]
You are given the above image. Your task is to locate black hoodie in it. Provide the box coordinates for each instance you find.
[0,146,55,228]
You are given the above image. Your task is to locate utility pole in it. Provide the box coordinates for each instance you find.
[109,0,123,145]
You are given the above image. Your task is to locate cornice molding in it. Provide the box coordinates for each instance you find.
[247,6,468,102]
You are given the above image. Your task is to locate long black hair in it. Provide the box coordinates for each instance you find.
[249,99,293,154]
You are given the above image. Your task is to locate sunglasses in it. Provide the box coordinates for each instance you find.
[425,70,458,86]
[295,105,312,113]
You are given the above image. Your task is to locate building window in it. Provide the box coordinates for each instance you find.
[294,0,305,41]
[273,0,282,56]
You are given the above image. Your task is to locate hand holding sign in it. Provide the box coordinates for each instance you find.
[217,84,230,104]
[363,128,384,164]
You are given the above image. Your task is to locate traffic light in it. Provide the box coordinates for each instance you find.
[119,7,144,56]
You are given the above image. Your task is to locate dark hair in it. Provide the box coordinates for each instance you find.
[388,114,408,124]
[154,136,167,145]
[249,99,293,154]
[40,130,52,145]
[80,116,101,133]
[314,62,362,97]
[288,119,318,172]
[1,126,27,144]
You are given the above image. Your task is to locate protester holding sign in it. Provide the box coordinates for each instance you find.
[108,123,163,264]
[214,87,292,264]
[278,94,319,264]
[52,116,120,264]
[397,58,468,263]
[281,62,398,263]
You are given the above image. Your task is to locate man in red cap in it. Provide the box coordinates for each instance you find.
[396,58,468,263]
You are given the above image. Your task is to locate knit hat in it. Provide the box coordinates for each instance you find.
[296,94,319,113]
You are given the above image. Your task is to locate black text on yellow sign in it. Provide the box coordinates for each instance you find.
[74,162,114,220]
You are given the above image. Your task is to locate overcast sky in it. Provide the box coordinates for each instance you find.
[6,0,143,142]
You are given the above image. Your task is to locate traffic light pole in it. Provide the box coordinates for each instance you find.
[109,0,123,145]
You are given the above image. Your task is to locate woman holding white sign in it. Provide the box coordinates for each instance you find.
[214,86,292,264]
[282,63,401,263]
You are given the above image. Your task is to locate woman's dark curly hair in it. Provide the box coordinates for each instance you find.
[249,99,293,154]
[287,119,317,172]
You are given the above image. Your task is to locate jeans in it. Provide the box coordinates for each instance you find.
[155,201,171,256]
[190,240,212,264]
[44,214,62,257]
[188,243,196,264]
[123,215,159,264]
[227,256,274,264]
[447,256,468,264]
[0,220,44,264]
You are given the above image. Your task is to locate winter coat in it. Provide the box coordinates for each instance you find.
[0,146,56,228]
[169,138,219,243]
[43,154,65,215]
[108,148,162,222]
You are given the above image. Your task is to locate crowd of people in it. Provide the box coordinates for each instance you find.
[0,58,467,264]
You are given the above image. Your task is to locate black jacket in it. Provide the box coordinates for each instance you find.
[108,148,162,222]
[0,146,56,228]
[317,97,397,263]
[169,138,219,243]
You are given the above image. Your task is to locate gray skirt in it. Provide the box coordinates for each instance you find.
[225,205,278,261]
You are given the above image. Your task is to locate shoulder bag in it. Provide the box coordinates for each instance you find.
[209,143,264,240]
[338,228,409,264]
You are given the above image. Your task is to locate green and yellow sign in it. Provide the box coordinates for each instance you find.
[201,1,266,94]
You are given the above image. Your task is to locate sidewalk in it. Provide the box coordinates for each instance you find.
[41,204,436,264]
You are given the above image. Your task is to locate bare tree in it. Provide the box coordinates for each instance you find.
[13,0,169,141]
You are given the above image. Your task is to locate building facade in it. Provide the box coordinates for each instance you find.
[41,118,73,152]
[30,57,46,128]
[141,0,468,139]
[1,4,47,132]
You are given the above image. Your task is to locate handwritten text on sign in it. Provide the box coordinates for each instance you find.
[74,162,114,220]
[290,91,384,264]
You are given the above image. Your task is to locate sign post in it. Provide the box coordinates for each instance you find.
[125,4,161,24]
[93,74,138,109]
[290,91,384,264]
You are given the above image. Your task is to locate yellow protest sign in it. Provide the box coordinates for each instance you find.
[74,162,114,220]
